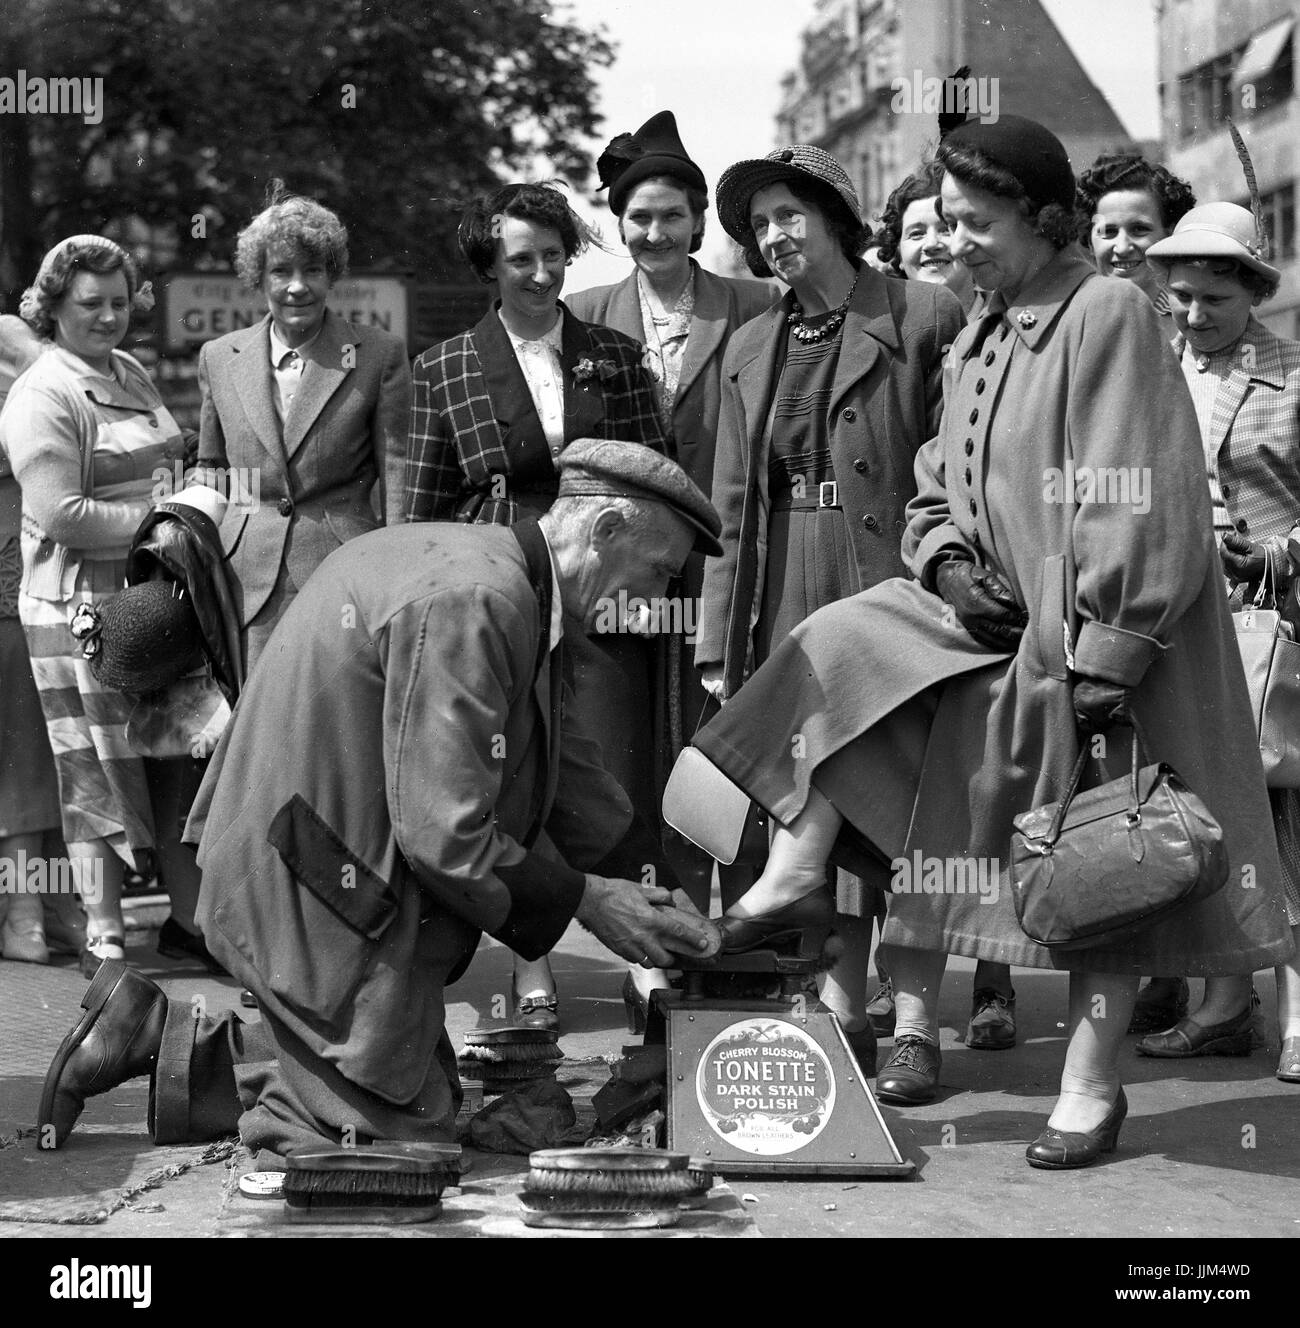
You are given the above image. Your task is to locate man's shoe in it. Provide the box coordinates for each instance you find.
[1126,977,1189,1035]
[874,1035,941,1104]
[864,979,896,1037]
[38,959,167,1147]
[1135,1004,1253,1058]
[967,987,1016,1050]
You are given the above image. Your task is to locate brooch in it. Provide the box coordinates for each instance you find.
[1016,310,1037,329]
[572,357,617,384]
[69,601,103,659]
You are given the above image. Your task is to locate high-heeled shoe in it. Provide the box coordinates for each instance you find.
[719,888,834,959]
[1135,1004,1253,1058]
[623,973,650,1034]
[2,917,50,964]
[513,983,559,1032]
[1025,1088,1127,1170]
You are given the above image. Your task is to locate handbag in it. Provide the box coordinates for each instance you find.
[1233,570,1300,787]
[661,743,769,867]
[1009,719,1229,951]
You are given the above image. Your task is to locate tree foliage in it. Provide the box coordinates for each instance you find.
[0,0,614,301]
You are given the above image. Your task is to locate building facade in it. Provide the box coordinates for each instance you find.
[1159,1,1299,335]
[776,0,1132,230]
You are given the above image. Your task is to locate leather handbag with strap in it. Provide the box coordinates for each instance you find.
[1009,719,1229,951]
[1234,568,1300,788]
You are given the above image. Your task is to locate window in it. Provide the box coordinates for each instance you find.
[1233,17,1294,117]
[1176,52,1238,140]
[1237,184,1296,261]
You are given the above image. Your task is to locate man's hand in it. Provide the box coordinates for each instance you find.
[575,875,722,966]
[935,558,1027,651]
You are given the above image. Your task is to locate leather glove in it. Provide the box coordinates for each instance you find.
[935,558,1027,651]
[1072,677,1133,734]
[1220,532,1267,585]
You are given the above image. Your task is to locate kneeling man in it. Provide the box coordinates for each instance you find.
[39,440,721,1159]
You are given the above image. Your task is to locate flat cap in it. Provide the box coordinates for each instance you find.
[557,439,722,556]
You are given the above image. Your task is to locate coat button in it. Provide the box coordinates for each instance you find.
[975,380,985,394]
[149,416,159,428]
[1236,518,1248,532]
[278,497,294,517]
[969,499,978,516]
[968,409,979,424]
[964,439,974,456]
[842,407,857,422]
[863,514,880,532]
[853,458,867,473]
[1221,483,1230,497]
[984,350,995,367]
[964,468,972,486]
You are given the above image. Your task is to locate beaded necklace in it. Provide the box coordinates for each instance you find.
[786,271,860,343]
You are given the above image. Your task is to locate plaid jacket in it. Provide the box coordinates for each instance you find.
[394,304,667,525]
[1175,316,1300,579]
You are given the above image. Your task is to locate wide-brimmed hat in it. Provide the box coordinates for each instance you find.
[1146,202,1280,283]
[716,146,863,245]
[71,581,205,695]
[597,111,708,216]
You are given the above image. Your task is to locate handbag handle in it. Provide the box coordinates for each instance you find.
[1037,715,1149,851]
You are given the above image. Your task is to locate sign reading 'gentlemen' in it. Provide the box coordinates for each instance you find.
[161,273,409,350]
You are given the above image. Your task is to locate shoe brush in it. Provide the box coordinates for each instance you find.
[520,1148,694,1229]
[282,1142,461,1225]
[459,1026,562,1093]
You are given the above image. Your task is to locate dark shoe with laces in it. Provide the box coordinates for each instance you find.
[874,1035,941,1104]
[967,987,1016,1050]
[864,979,896,1037]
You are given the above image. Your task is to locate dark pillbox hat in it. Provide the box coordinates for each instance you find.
[941,114,1075,211]
[82,580,205,694]
[557,439,723,556]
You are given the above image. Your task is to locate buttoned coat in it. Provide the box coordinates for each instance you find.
[1174,315,1300,573]
[564,262,774,491]
[197,309,410,642]
[187,522,637,1104]
[697,252,1293,974]
[395,304,666,526]
[695,264,965,694]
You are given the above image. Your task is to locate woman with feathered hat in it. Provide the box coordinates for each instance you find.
[566,110,773,1027]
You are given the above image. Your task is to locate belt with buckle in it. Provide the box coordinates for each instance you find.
[771,479,840,512]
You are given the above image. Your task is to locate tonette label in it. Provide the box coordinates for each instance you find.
[696,1018,835,1155]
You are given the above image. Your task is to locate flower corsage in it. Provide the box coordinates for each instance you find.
[572,356,618,384]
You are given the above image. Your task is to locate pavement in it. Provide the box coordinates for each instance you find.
[2,904,1299,1245]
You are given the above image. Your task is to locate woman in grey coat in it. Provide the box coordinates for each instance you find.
[676,117,1293,1170]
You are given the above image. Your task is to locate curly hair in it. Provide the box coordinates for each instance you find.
[935,141,1076,250]
[459,182,600,283]
[1075,153,1196,239]
[616,173,709,255]
[875,161,946,273]
[738,176,872,279]
[1158,255,1279,304]
[19,238,147,339]
[234,182,349,290]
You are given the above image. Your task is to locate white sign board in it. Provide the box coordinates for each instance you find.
[162,272,408,350]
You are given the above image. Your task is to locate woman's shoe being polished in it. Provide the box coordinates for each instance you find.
[1026,1088,1127,1170]
[718,887,835,959]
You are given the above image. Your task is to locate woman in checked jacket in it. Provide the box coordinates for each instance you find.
[393,182,669,1029]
